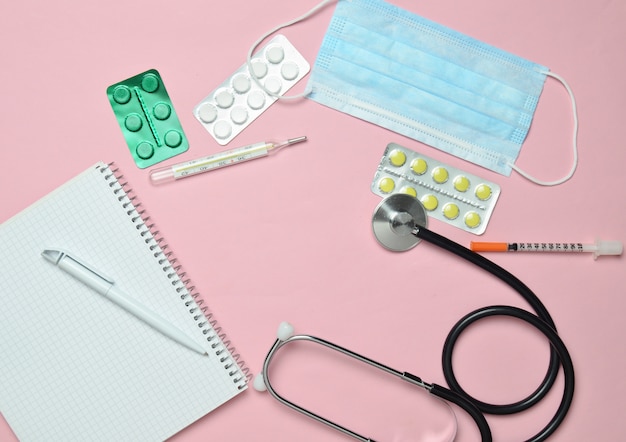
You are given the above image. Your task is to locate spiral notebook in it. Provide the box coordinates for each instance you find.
[0,162,248,441]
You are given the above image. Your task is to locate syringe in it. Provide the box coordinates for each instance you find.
[470,239,623,260]
[149,136,307,184]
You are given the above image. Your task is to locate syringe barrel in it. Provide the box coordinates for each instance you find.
[590,240,623,259]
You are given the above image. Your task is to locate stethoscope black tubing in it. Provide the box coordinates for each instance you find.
[442,306,575,442]
[429,383,493,442]
[416,226,560,413]
[414,226,575,442]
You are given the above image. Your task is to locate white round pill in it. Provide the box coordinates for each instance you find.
[264,76,282,95]
[251,60,268,79]
[196,103,218,124]
[213,120,232,140]
[281,61,299,81]
[215,89,235,108]
[266,45,285,64]
[232,74,251,94]
[247,90,266,110]
[230,106,248,125]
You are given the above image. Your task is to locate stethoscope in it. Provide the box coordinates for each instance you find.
[255,194,575,442]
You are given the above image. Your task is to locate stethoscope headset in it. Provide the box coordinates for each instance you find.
[255,193,575,442]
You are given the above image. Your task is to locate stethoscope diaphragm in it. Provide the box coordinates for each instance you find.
[372,193,428,251]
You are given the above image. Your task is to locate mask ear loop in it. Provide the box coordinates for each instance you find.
[245,0,337,101]
[508,71,579,186]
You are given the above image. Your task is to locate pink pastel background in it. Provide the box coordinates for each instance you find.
[1,0,624,441]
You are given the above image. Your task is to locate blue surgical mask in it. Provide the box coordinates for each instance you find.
[304,0,578,185]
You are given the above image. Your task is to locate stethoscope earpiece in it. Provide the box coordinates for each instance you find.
[372,193,427,251]
[276,321,295,341]
[254,322,295,392]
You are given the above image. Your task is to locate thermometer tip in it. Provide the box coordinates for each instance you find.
[287,136,307,145]
[273,136,308,150]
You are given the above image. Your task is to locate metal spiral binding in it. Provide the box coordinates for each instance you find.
[98,162,251,388]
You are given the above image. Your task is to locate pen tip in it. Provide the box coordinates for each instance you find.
[41,249,63,264]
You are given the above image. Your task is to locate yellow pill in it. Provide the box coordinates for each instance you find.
[464,211,482,229]
[401,186,417,197]
[453,175,470,192]
[389,149,407,167]
[443,203,460,220]
[410,158,428,175]
[475,183,492,201]
[420,194,438,211]
[378,177,396,193]
[432,166,449,184]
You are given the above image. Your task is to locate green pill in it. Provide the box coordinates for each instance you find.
[141,73,160,93]
[153,102,171,120]
[136,141,154,159]
[164,130,182,148]
[124,114,143,132]
[112,86,131,104]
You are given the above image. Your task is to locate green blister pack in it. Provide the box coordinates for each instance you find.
[107,69,189,168]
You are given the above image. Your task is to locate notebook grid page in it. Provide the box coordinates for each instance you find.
[0,163,244,441]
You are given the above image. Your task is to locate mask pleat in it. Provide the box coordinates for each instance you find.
[307,0,549,176]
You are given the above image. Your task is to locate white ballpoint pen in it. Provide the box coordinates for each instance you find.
[42,249,207,356]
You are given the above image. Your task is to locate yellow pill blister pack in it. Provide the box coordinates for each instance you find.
[371,143,501,235]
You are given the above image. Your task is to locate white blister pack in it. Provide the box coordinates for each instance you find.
[371,143,501,235]
[194,35,310,145]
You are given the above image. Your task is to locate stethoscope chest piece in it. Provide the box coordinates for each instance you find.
[372,193,427,251]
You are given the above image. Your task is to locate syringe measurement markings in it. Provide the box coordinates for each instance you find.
[516,243,584,252]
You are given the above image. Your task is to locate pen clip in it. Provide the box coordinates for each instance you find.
[43,248,115,284]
